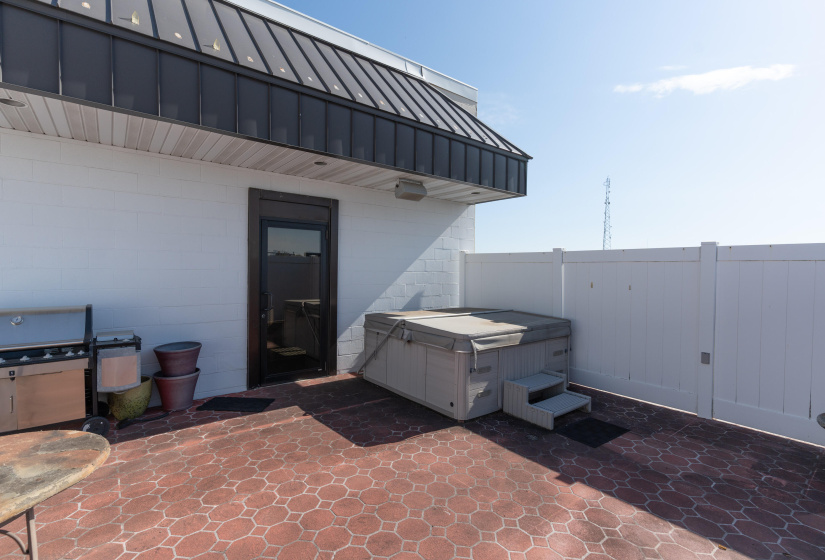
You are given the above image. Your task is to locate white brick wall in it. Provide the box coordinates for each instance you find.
[0,128,473,398]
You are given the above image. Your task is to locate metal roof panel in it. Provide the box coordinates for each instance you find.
[314,42,375,108]
[153,0,197,50]
[111,0,155,37]
[240,11,299,83]
[292,34,352,101]
[267,22,326,92]
[182,0,234,62]
[212,1,268,73]
[59,0,106,21]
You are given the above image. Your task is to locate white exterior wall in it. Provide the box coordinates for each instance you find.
[465,245,825,447]
[0,128,473,399]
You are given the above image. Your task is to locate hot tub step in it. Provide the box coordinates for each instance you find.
[533,391,591,416]
[503,371,591,430]
[508,372,564,394]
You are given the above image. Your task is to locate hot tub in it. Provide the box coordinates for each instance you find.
[363,308,571,421]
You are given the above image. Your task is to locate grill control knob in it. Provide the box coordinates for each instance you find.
[44,353,53,359]
[65,350,75,357]
[77,350,85,356]
[0,357,4,364]
[20,356,30,362]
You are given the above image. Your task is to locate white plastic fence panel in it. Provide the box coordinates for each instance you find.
[463,253,554,316]
[463,243,825,445]
[561,249,701,413]
[712,244,825,445]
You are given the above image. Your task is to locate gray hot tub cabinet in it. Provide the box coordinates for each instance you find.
[363,308,584,422]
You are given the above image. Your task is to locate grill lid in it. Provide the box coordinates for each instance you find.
[0,305,93,351]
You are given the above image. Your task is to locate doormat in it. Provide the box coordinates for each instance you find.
[197,397,275,413]
[556,417,629,448]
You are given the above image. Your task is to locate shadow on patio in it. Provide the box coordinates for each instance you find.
[1,373,823,560]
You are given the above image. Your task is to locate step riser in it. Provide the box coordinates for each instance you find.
[503,372,591,431]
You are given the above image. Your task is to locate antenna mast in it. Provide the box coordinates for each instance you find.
[602,177,612,250]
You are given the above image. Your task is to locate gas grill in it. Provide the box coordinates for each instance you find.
[0,305,109,435]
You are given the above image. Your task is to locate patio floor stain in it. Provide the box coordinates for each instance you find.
[1,373,823,560]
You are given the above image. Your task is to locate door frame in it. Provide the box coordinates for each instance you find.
[248,188,339,388]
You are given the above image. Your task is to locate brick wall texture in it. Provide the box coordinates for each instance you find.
[0,128,474,398]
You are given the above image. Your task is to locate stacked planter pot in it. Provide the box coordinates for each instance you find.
[153,342,201,411]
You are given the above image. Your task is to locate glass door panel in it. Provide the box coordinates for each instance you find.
[261,221,326,380]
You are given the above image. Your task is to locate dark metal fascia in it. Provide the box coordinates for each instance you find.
[2,0,529,164]
[0,81,525,199]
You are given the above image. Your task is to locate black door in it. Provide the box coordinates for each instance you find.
[260,220,328,382]
[248,188,338,388]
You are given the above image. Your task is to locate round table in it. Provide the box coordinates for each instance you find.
[0,431,110,559]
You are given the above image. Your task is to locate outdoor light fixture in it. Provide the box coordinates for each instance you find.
[174,32,182,39]
[395,179,427,201]
[130,11,139,25]
[213,39,221,51]
[0,98,27,108]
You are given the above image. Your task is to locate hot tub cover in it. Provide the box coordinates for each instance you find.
[364,308,571,353]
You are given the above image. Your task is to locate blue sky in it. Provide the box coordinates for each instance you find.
[284,0,825,251]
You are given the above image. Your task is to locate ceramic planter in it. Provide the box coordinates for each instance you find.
[108,376,153,421]
[153,341,201,377]
[153,369,200,412]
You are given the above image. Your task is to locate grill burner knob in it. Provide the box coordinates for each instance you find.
[0,358,4,364]
[65,349,75,357]
[44,352,53,359]
[20,356,30,362]
[76,350,85,356]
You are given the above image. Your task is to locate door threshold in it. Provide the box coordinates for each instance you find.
[261,369,328,386]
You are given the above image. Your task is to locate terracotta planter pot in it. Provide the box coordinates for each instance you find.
[154,369,200,412]
[109,376,153,421]
[154,341,202,377]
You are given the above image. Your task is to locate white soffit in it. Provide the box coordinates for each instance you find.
[0,88,515,205]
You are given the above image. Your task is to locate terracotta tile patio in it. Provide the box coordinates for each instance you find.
[1,373,823,560]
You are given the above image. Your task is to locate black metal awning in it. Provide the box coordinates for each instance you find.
[0,0,530,197]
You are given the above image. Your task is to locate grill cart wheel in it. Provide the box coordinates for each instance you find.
[81,416,110,437]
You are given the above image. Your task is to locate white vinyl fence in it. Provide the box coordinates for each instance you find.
[462,243,825,447]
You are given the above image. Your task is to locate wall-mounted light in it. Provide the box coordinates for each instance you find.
[131,11,139,25]
[0,98,27,108]
[213,39,221,51]
[395,179,427,201]
[81,1,91,8]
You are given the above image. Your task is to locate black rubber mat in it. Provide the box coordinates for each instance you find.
[197,397,274,413]
[556,417,629,448]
